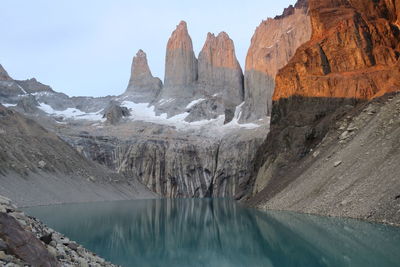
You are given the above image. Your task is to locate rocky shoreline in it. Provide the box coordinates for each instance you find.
[0,195,118,267]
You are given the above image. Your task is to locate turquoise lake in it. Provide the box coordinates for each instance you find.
[24,199,400,267]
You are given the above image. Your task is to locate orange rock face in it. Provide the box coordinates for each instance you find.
[247,0,400,203]
[164,21,198,92]
[274,0,400,101]
[199,32,242,70]
[240,0,311,120]
[245,5,312,78]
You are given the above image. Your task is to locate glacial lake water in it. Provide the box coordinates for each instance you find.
[24,199,400,267]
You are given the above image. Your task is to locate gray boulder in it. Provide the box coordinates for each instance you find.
[103,102,131,125]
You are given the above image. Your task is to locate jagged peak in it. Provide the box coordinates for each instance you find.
[167,20,194,51]
[217,31,230,39]
[199,31,241,71]
[0,64,13,81]
[203,31,234,47]
[135,49,146,58]
[131,49,153,79]
[177,20,188,30]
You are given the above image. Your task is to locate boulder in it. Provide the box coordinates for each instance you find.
[0,212,59,266]
[103,102,131,125]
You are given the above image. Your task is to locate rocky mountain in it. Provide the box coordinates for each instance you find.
[240,0,311,122]
[247,0,400,225]
[197,32,244,107]
[0,60,266,200]
[124,49,162,103]
[0,104,156,207]
[0,65,54,99]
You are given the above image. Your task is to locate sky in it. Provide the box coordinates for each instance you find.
[1,0,296,97]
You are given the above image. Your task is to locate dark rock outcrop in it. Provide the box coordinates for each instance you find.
[15,78,53,94]
[103,102,131,125]
[197,32,244,106]
[0,212,59,266]
[125,50,162,103]
[240,1,312,121]
[184,97,225,122]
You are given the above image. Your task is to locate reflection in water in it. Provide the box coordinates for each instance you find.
[25,199,400,267]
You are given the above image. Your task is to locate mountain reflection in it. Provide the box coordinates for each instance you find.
[25,199,400,267]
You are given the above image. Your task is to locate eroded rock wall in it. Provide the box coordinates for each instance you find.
[241,0,312,121]
[64,128,268,199]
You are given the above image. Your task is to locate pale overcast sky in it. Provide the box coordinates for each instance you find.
[1,0,296,97]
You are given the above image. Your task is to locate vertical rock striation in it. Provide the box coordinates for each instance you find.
[125,50,162,103]
[240,0,312,122]
[163,21,198,98]
[197,32,244,106]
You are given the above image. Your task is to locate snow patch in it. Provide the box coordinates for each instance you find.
[158,98,175,105]
[2,103,17,107]
[186,98,205,109]
[121,101,260,132]
[32,91,54,97]
[16,84,27,94]
[38,103,104,121]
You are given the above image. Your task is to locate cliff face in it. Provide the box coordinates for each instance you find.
[63,128,268,199]
[248,0,400,222]
[156,21,246,120]
[274,0,400,101]
[163,21,198,98]
[125,50,162,103]
[197,32,244,106]
[240,0,312,121]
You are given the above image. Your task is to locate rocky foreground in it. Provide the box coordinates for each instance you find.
[0,195,117,267]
